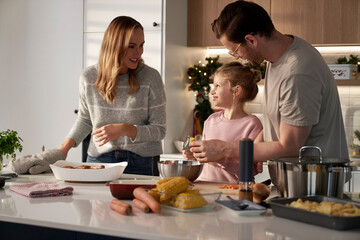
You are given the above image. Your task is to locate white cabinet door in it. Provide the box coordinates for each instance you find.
[84,0,162,32]
[83,0,163,75]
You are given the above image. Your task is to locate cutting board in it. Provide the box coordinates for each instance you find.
[193,181,239,195]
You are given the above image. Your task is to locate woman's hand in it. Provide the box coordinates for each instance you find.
[92,123,137,146]
[59,138,76,159]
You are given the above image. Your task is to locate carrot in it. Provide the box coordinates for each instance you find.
[110,199,132,215]
[133,198,150,213]
[218,184,239,190]
[133,187,161,213]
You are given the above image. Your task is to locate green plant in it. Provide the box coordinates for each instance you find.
[187,56,223,132]
[0,129,23,160]
[336,55,359,65]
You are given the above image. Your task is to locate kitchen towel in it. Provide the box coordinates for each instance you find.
[9,182,74,198]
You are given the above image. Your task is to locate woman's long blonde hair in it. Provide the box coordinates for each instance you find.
[95,16,144,104]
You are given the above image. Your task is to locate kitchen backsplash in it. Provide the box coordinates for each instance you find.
[208,47,360,155]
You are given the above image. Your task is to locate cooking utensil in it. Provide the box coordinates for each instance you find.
[269,195,360,230]
[183,136,190,152]
[158,160,203,182]
[268,146,353,198]
[216,198,266,216]
[226,195,249,210]
[107,179,158,199]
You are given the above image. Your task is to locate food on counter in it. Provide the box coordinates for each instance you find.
[133,187,162,213]
[174,189,207,209]
[157,177,189,201]
[218,184,239,190]
[110,199,132,215]
[133,198,150,213]
[150,177,207,209]
[288,198,360,216]
[253,183,270,204]
[61,165,105,169]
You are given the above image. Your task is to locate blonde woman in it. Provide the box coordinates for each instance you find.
[183,62,262,183]
[59,16,166,175]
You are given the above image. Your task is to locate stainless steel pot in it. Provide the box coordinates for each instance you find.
[268,146,353,198]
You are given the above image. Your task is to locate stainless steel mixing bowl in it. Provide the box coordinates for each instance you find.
[157,160,203,182]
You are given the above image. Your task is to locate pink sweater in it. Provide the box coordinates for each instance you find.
[197,110,263,184]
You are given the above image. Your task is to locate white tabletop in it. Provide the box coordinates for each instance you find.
[0,167,360,240]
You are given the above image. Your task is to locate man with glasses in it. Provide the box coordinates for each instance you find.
[189,0,348,165]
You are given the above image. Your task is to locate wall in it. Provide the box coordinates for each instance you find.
[0,0,83,163]
[162,0,207,153]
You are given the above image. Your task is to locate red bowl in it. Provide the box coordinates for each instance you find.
[106,179,158,199]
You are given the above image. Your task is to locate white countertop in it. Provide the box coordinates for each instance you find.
[0,167,360,240]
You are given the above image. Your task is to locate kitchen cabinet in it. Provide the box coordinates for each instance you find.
[188,0,360,46]
[84,0,162,73]
[187,0,271,47]
[271,0,360,45]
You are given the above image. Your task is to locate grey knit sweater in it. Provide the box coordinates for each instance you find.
[67,63,166,157]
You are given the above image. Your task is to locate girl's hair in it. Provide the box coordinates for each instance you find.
[95,16,144,104]
[212,61,260,102]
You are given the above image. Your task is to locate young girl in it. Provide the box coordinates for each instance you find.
[183,62,262,183]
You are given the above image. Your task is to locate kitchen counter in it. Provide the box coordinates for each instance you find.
[0,167,360,240]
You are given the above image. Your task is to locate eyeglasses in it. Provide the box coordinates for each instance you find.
[228,43,241,57]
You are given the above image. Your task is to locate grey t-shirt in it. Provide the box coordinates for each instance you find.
[67,63,166,157]
[263,36,348,158]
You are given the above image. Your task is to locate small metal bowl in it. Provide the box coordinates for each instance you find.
[158,160,203,182]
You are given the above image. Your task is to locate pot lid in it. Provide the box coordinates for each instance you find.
[271,156,350,165]
[270,146,349,165]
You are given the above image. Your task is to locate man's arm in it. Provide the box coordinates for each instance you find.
[190,121,311,162]
[253,122,312,162]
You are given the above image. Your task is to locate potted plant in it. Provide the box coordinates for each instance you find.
[328,55,359,80]
[0,129,23,173]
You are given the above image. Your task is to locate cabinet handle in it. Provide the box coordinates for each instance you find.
[153,22,159,27]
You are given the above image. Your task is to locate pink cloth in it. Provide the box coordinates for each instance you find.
[9,182,74,198]
[198,111,263,183]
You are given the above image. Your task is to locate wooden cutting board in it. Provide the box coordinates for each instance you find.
[193,181,239,195]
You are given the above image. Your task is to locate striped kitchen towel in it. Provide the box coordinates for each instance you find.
[9,182,73,198]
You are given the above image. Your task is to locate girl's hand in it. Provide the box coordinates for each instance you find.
[182,148,195,160]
